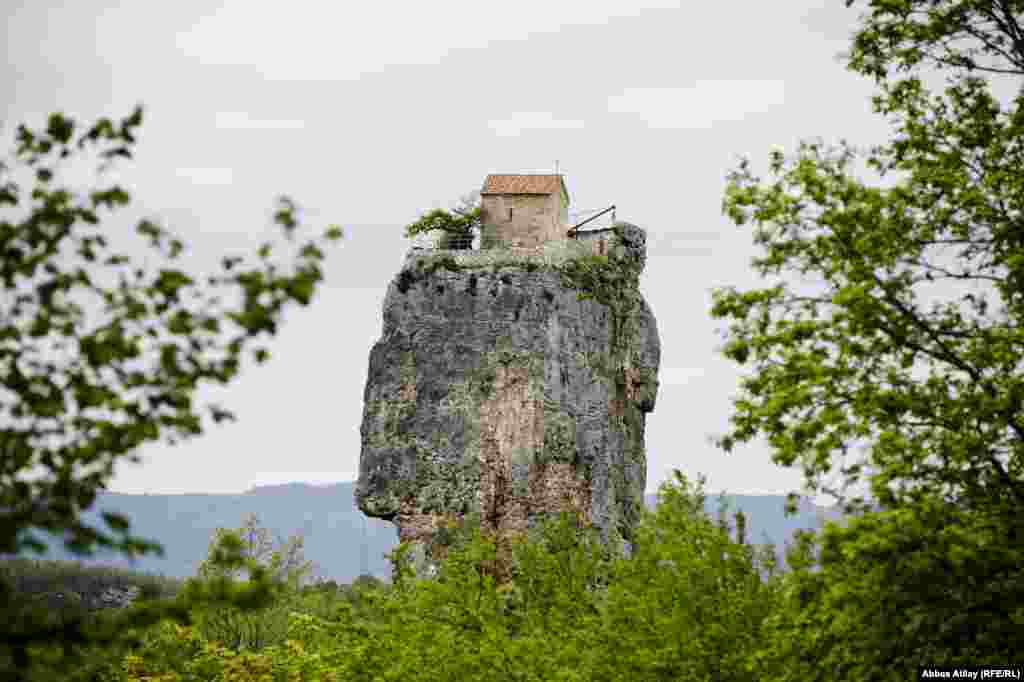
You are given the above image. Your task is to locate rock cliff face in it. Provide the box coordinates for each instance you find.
[357,223,660,569]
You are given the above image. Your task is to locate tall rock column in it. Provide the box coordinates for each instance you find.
[357,222,660,572]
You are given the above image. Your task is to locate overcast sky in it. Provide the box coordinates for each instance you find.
[4,1,907,498]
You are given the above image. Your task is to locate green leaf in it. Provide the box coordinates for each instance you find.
[154,269,194,298]
[167,310,193,335]
[299,243,324,261]
[160,344,179,374]
[90,186,131,209]
[200,316,221,333]
[136,219,164,244]
[102,511,131,532]
[27,314,51,337]
[287,278,315,305]
[46,112,75,144]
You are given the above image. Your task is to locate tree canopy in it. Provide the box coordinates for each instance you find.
[713,0,1024,674]
[190,514,320,653]
[0,105,343,678]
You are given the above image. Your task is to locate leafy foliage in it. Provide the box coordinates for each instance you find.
[195,512,316,590]
[714,0,1024,674]
[844,0,1024,79]
[0,105,343,679]
[404,190,482,248]
[589,473,780,681]
[717,4,1024,515]
[190,513,319,652]
[106,473,778,682]
[758,501,1024,680]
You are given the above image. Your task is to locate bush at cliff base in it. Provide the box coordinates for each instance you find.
[109,472,778,681]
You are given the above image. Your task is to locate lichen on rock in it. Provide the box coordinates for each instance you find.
[357,222,660,577]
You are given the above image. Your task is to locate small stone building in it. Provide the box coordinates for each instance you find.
[479,174,570,249]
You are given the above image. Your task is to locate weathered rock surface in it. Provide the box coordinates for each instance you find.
[21,585,141,622]
[357,222,660,567]
[92,585,141,610]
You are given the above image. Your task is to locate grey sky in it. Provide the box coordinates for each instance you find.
[5,2,901,497]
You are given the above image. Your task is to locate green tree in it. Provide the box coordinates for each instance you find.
[404,189,482,249]
[313,479,774,682]
[714,0,1024,675]
[757,501,1023,681]
[191,513,319,652]
[0,106,343,679]
[102,477,780,680]
[349,512,615,681]
[196,512,316,590]
[587,473,779,681]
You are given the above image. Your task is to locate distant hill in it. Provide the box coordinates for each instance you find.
[10,482,398,584]
[7,482,840,585]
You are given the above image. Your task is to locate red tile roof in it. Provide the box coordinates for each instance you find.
[481,174,567,198]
